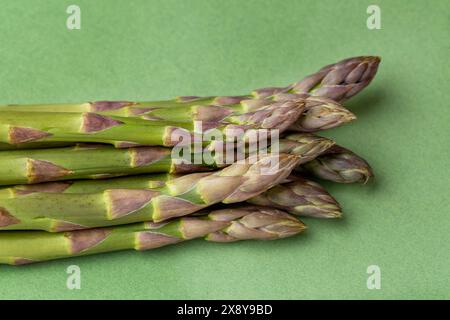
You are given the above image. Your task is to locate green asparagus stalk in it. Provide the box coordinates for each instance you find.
[0,100,304,149]
[0,153,300,231]
[0,56,379,135]
[0,174,175,199]
[0,133,333,186]
[0,97,282,122]
[0,144,208,186]
[0,205,306,266]
[0,56,379,113]
[1,97,356,136]
[2,173,341,219]
[0,96,353,135]
[0,141,73,151]
[0,111,190,147]
[247,177,342,218]
[300,145,374,183]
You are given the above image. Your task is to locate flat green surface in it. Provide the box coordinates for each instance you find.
[0,0,449,299]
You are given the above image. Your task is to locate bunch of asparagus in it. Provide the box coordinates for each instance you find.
[0,56,379,265]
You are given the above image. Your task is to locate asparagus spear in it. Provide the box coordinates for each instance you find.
[0,100,304,148]
[0,133,333,186]
[0,56,379,112]
[0,153,300,231]
[0,96,353,137]
[0,205,306,266]
[0,94,356,137]
[0,56,378,134]
[2,173,341,219]
[247,177,342,218]
[301,145,373,183]
[0,96,354,133]
[0,97,285,123]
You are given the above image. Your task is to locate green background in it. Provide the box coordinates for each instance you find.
[0,0,449,299]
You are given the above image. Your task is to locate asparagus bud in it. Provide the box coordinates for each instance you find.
[302,145,374,183]
[248,177,342,218]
